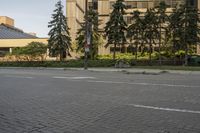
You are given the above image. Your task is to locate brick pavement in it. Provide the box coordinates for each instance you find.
[0,69,200,133]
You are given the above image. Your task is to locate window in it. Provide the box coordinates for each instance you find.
[125,1,137,9]
[137,1,148,8]
[88,2,93,9]
[124,16,132,24]
[141,2,148,8]
[93,1,98,10]
[110,2,115,9]
[88,1,98,10]
[188,0,197,7]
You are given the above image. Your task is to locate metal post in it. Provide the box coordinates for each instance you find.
[84,0,89,70]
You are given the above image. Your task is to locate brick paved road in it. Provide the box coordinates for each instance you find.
[0,68,200,133]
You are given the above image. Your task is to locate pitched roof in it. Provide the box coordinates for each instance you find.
[0,24,38,39]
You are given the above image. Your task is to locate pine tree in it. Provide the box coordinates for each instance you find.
[181,3,200,65]
[143,8,159,65]
[76,8,103,59]
[156,1,169,65]
[127,10,143,60]
[105,0,127,60]
[48,0,72,61]
[168,5,184,63]
[168,3,200,65]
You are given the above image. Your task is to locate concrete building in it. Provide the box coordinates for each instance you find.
[0,16,48,57]
[67,0,200,55]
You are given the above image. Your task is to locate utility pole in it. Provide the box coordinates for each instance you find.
[84,0,89,70]
[84,0,97,70]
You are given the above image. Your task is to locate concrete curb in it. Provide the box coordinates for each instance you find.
[1,67,200,75]
[64,68,200,75]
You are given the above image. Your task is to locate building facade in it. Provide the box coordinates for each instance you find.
[66,0,200,55]
[0,16,48,57]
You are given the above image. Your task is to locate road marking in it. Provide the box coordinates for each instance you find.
[5,75,33,79]
[86,80,200,88]
[53,76,96,79]
[128,104,200,114]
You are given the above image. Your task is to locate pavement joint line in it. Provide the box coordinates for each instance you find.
[53,76,96,79]
[128,104,200,114]
[86,80,200,88]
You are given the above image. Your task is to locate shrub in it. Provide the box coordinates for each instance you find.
[0,59,116,68]
[12,42,47,61]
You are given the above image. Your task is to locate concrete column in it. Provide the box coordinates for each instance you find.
[9,48,12,54]
[197,45,200,55]
[66,0,77,41]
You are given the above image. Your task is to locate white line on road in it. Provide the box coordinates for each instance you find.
[5,75,33,79]
[128,104,200,114]
[86,80,200,88]
[53,76,96,79]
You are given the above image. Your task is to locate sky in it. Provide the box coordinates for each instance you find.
[0,0,66,38]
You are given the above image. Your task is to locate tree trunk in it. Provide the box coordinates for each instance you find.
[135,43,138,61]
[60,50,63,61]
[159,24,162,65]
[172,36,176,65]
[149,39,152,65]
[185,44,188,66]
[113,43,116,60]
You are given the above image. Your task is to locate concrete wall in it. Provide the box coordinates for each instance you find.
[0,38,48,48]
[0,16,14,27]
[66,0,200,55]
[67,0,85,41]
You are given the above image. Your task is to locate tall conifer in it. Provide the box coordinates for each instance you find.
[48,0,72,61]
[105,0,127,60]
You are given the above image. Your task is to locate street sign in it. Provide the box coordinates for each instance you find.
[85,44,90,52]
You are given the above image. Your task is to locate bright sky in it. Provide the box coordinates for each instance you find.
[0,0,66,38]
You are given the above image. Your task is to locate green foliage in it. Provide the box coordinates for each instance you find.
[155,1,169,64]
[48,0,72,61]
[12,42,47,61]
[97,53,160,60]
[105,0,127,59]
[98,53,133,60]
[127,10,144,60]
[143,8,159,63]
[75,8,103,59]
[0,60,115,68]
[168,3,200,65]
[25,42,47,57]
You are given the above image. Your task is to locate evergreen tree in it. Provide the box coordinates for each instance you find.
[76,8,103,59]
[127,10,143,60]
[48,0,72,61]
[143,8,159,64]
[168,5,184,63]
[156,1,169,65]
[181,3,200,65]
[168,3,200,65]
[105,0,127,60]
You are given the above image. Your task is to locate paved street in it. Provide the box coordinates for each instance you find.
[0,68,200,133]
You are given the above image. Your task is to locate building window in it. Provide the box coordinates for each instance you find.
[93,1,98,10]
[124,16,132,24]
[137,1,149,8]
[110,1,115,9]
[188,0,196,7]
[88,2,93,9]
[154,0,185,8]
[88,1,98,10]
[141,2,148,8]
[125,1,137,9]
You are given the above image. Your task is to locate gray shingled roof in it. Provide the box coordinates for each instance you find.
[0,24,38,39]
